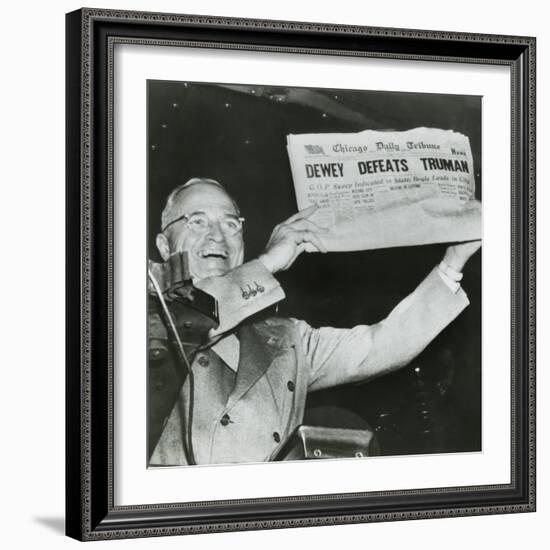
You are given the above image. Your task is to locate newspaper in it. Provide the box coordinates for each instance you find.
[286,128,481,252]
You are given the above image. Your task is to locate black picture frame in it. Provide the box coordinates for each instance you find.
[65,8,536,541]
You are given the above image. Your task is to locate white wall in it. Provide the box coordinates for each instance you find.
[0,1,546,548]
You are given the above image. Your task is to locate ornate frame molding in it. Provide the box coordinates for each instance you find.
[66,8,536,541]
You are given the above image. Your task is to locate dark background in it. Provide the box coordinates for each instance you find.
[148,80,482,456]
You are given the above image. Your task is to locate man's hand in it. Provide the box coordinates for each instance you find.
[442,240,481,272]
[259,205,328,274]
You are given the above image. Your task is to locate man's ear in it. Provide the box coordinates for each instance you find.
[156,233,171,261]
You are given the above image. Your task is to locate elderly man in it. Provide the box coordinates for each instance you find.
[149,177,480,466]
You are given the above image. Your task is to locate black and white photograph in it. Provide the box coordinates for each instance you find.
[146,81,482,468]
[60,4,536,543]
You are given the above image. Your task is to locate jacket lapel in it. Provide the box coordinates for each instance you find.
[225,321,292,410]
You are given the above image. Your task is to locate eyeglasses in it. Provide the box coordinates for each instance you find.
[162,212,245,236]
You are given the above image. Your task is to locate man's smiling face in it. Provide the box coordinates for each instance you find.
[157,183,245,280]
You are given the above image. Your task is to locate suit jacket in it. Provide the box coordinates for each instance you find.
[149,261,469,466]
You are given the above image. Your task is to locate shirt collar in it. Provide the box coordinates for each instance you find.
[211,333,240,372]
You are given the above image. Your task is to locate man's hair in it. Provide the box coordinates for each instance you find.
[160,177,240,232]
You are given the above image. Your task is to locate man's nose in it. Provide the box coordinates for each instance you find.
[205,220,225,241]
